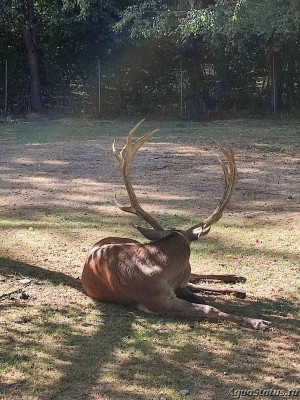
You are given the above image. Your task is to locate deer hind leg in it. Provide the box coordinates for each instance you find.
[187,282,246,299]
[140,292,271,330]
[175,286,206,304]
[190,273,246,284]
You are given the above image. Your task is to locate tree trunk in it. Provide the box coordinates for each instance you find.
[19,0,42,112]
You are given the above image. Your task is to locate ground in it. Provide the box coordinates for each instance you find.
[0,118,299,400]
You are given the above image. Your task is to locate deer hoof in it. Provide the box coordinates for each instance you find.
[252,319,272,331]
[235,289,246,299]
[224,275,247,283]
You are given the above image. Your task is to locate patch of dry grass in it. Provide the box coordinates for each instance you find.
[0,118,299,399]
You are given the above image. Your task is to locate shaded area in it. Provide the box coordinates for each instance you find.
[0,257,82,290]
[0,119,299,147]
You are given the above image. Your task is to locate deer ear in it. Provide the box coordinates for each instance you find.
[186,226,205,241]
[188,226,211,241]
[135,226,167,241]
[192,226,203,238]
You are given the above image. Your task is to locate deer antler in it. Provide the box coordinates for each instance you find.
[113,119,164,231]
[186,140,237,238]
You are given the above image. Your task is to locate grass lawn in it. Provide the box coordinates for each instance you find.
[0,117,299,400]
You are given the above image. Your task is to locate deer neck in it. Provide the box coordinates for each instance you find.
[152,231,191,260]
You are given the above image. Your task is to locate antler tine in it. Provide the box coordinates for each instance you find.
[113,120,164,231]
[112,140,122,165]
[127,118,145,145]
[186,139,237,237]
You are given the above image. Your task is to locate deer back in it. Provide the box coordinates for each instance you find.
[81,232,191,304]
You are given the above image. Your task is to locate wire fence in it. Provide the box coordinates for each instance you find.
[0,57,291,119]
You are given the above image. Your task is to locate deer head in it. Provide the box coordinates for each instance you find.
[113,119,237,243]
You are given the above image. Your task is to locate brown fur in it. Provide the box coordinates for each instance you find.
[82,232,272,330]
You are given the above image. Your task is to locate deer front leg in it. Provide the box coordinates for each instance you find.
[175,286,206,304]
[190,273,246,283]
[142,293,271,331]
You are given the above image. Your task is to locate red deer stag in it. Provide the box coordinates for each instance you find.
[82,120,271,330]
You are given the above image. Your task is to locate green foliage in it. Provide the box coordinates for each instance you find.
[0,0,300,116]
[109,0,300,116]
[115,2,171,42]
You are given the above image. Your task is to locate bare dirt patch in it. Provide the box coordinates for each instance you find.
[1,137,299,220]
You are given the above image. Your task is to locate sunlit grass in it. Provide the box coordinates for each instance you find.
[0,117,299,154]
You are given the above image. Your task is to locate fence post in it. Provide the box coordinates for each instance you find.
[98,59,101,117]
[5,60,8,113]
[272,53,276,116]
[180,60,183,118]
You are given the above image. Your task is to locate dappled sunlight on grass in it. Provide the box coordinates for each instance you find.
[0,119,299,399]
[0,251,299,399]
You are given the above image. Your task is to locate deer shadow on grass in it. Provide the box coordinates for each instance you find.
[0,257,82,289]
[0,258,134,399]
[1,258,299,400]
